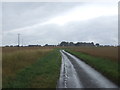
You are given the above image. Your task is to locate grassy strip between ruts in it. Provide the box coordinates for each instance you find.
[3,49,61,88]
[65,49,119,86]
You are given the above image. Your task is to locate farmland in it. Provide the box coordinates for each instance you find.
[66,46,118,61]
[2,47,61,88]
[65,46,119,85]
[2,46,119,88]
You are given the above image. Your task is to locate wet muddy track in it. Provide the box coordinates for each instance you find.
[57,50,118,88]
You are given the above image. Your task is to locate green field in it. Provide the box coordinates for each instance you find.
[65,49,119,85]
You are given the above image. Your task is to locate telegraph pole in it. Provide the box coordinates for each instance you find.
[18,33,20,47]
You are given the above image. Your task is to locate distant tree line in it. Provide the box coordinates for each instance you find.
[4,41,101,47]
[58,41,96,46]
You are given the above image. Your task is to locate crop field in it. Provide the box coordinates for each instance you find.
[2,47,61,88]
[2,46,119,88]
[65,46,119,85]
[66,46,118,61]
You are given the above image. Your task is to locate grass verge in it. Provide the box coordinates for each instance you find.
[66,49,119,86]
[3,49,61,88]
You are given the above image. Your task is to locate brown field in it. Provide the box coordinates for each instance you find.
[2,47,54,85]
[68,46,118,61]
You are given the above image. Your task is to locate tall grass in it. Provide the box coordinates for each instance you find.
[3,47,61,88]
[3,49,61,88]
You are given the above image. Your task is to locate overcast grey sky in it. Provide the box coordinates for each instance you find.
[2,2,118,46]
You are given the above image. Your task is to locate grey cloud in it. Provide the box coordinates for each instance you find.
[2,2,118,46]
[3,15,117,46]
[2,2,84,31]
